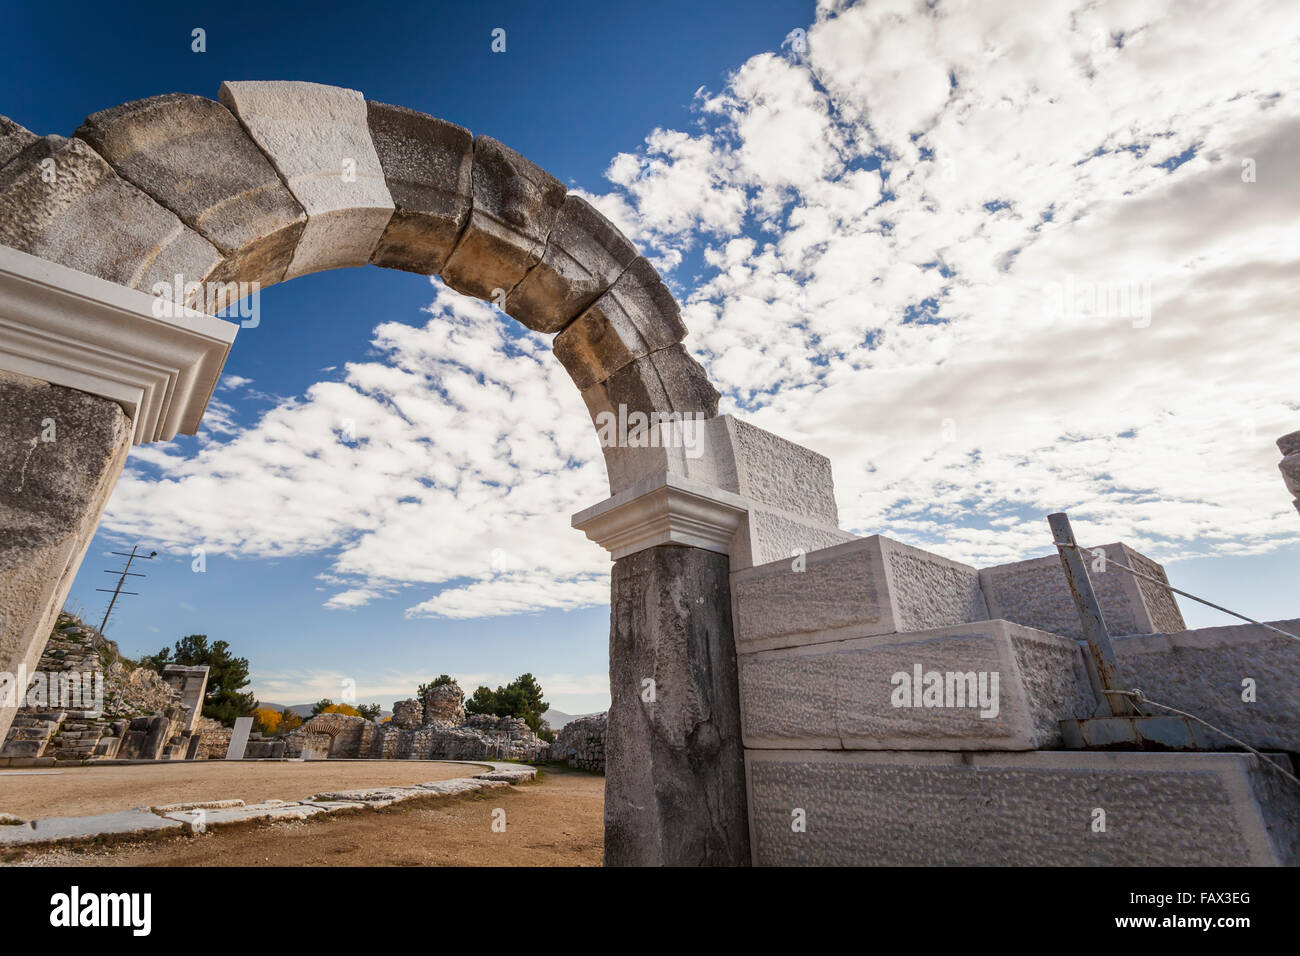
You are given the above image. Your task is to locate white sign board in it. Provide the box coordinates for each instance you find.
[225,716,254,760]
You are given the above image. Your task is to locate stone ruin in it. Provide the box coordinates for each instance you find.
[1,79,1295,866]
[283,680,548,762]
[549,713,607,774]
[0,613,216,765]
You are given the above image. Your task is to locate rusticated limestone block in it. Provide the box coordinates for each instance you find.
[731,536,989,653]
[0,136,221,295]
[0,115,36,169]
[440,135,565,308]
[218,81,394,278]
[606,545,749,865]
[980,542,1184,640]
[1113,618,1300,754]
[75,93,307,296]
[365,101,473,275]
[737,621,1093,751]
[0,371,133,743]
[747,751,1300,866]
[554,256,687,389]
[506,194,637,333]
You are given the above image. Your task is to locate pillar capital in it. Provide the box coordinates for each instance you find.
[572,473,748,560]
[0,245,238,445]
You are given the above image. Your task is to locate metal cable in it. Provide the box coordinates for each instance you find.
[1102,687,1300,788]
[1064,543,1300,642]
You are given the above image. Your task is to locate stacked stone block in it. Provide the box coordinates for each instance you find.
[549,713,606,773]
[731,532,1300,865]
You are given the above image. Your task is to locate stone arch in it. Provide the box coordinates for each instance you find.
[0,80,851,866]
[299,712,367,758]
[0,80,719,492]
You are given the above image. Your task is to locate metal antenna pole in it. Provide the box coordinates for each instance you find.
[96,545,156,634]
[1047,513,1140,717]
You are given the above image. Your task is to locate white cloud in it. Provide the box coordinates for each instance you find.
[100,0,1300,624]
[100,282,611,618]
[583,0,1300,566]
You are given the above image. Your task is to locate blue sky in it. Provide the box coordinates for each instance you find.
[4,0,1298,713]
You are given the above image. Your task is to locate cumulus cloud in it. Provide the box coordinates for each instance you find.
[100,284,610,618]
[100,0,1300,624]
[590,0,1300,566]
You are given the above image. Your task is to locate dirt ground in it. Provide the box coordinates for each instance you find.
[3,765,604,867]
[0,759,485,819]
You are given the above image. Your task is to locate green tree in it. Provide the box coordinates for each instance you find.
[142,634,257,727]
[357,703,381,721]
[310,698,334,717]
[463,673,549,734]
[464,685,497,716]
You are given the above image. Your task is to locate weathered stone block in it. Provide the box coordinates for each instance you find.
[365,101,472,274]
[606,545,749,865]
[979,542,1184,639]
[730,505,854,570]
[1279,452,1300,496]
[390,698,423,729]
[0,372,132,744]
[0,136,221,294]
[714,417,839,528]
[507,194,638,333]
[553,255,686,389]
[440,135,565,308]
[0,115,36,169]
[746,750,1300,866]
[218,81,394,278]
[581,344,720,492]
[739,620,1093,750]
[0,808,183,846]
[75,93,307,298]
[1112,618,1300,753]
[730,535,988,653]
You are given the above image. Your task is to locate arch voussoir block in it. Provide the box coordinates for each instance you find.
[74,93,308,303]
[0,136,221,297]
[554,255,689,389]
[581,344,720,491]
[506,194,638,333]
[0,115,36,170]
[219,81,394,279]
[365,101,473,275]
[440,135,565,312]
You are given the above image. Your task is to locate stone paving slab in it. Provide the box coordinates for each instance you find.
[0,765,537,849]
[163,801,329,831]
[0,808,183,846]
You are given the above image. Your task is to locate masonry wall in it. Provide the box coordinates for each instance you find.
[731,534,1300,866]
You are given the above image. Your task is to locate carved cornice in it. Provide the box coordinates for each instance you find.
[572,473,749,560]
[0,245,237,445]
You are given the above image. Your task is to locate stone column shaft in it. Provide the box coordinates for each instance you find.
[605,544,750,866]
[0,371,132,741]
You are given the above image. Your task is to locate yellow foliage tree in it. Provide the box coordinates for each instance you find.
[322,703,361,717]
[252,706,282,735]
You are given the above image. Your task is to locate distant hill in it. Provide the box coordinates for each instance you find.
[543,708,601,729]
